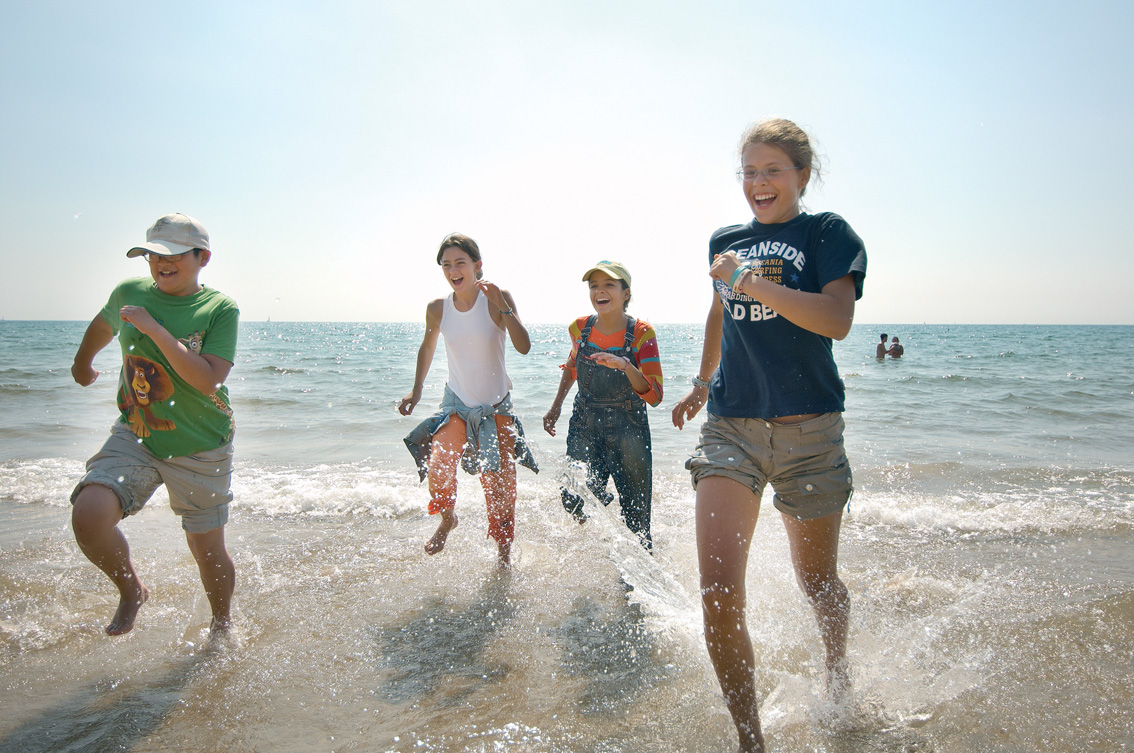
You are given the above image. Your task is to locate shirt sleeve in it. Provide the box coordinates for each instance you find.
[562,317,586,379]
[814,213,867,299]
[632,320,664,406]
[98,280,130,334]
[201,297,240,363]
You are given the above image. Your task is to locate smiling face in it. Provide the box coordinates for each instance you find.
[587,270,630,314]
[148,250,209,296]
[740,141,810,225]
[131,366,153,404]
[439,245,482,293]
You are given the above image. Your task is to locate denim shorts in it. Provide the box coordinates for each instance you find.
[71,423,234,533]
[686,411,852,520]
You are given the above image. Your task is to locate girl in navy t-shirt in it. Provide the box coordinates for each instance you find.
[672,118,866,752]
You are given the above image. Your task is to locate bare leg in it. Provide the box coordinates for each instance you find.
[782,510,850,694]
[482,415,517,565]
[425,418,465,555]
[696,476,765,752]
[71,484,150,635]
[425,508,459,555]
[185,526,236,633]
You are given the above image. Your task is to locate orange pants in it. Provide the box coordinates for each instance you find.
[426,414,517,547]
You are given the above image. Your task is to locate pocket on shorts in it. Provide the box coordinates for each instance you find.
[685,415,749,481]
[773,464,853,520]
[787,412,845,456]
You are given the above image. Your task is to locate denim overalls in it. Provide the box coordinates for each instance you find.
[562,315,652,550]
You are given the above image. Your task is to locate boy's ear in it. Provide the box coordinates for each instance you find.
[197,249,212,268]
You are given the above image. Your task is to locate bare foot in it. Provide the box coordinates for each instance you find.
[209,616,233,636]
[496,539,511,566]
[106,583,150,636]
[827,657,852,702]
[425,511,457,555]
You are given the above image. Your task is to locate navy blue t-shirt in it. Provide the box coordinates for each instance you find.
[707,212,866,419]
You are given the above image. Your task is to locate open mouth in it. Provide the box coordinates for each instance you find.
[751,192,776,210]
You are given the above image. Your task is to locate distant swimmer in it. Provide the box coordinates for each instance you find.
[876,333,888,359]
[888,336,904,358]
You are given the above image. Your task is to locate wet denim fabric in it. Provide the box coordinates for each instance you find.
[404,385,538,481]
[562,316,652,550]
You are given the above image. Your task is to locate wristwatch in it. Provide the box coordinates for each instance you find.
[691,375,711,389]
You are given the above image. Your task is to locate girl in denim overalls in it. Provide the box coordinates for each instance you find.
[543,261,663,551]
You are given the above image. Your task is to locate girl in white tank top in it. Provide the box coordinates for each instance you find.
[398,233,534,564]
[441,292,511,407]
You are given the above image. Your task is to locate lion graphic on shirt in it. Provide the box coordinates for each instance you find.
[119,355,177,437]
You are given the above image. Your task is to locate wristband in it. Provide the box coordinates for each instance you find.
[499,308,514,316]
[727,266,746,290]
[691,375,710,389]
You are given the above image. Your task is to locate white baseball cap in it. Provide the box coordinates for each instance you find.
[127,213,210,257]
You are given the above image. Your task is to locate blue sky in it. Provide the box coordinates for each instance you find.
[2,0,1131,324]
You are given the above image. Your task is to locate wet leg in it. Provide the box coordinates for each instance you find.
[482,415,517,564]
[71,484,149,635]
[425,418,464,554]
[783,510,850,694]
[696,476,764,752]
[185,526,236,633]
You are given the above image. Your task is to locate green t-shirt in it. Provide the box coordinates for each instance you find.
[100,277,239,458]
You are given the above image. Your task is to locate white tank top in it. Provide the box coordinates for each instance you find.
[442,292,511,407]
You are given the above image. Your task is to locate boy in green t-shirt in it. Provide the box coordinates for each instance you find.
[70,213,240,636]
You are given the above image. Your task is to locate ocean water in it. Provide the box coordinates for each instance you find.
[1,320,1132,752]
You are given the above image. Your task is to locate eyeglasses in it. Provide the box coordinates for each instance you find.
[735,166,801,183]
[145,251,191,262]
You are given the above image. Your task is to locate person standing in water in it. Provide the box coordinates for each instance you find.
[400,233,536,564]
[876,333,888,359]
[672,119,866,751]
[70,213,239,637]
[542,261,663,550]
[887,336,904,358]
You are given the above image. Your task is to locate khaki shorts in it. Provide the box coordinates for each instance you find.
[686,411,852,520]
[71,423,234,534]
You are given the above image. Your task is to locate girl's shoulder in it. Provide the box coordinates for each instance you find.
[631,318,657,340]
[807,211,855,232]
[568,315,592,338]
[573,314,592,327]
[425,296,447,322]
[709,220,754,249]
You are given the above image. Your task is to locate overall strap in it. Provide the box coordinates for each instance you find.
[622,317,638,359]
[579,315,598,346]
